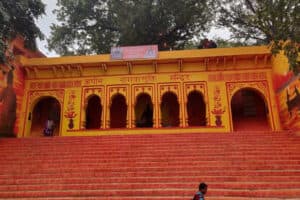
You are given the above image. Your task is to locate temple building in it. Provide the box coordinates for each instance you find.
[1,42,299,137]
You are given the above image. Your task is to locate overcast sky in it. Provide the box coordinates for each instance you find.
[36,0,59,57]
[36,0,230,57]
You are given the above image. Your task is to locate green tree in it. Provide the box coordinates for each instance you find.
[48,0,215,55]
[217,0,300,74]
[213,38,248,48]
[0,0,45,66]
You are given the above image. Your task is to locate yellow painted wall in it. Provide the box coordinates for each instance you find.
[18,46,283,137]
[272,52,290,75]
[20,70,280,137]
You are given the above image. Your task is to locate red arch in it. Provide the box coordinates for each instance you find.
[85,95,102,129]
[31,97,61,136]
[187,90,206,126]
[161,92,179,127]
[110,94,127,128]
[135,93,153,128]
[231,88,270,131]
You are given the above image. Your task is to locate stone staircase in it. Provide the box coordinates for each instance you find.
[0,131,300,199]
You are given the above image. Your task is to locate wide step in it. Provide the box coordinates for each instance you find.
[0,131,300,199]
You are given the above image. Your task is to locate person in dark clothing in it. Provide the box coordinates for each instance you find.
[192,182,208,200]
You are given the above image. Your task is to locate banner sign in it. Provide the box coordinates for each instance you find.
[111,45,158,60]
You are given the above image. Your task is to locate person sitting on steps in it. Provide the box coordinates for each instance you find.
[44,118,54,137]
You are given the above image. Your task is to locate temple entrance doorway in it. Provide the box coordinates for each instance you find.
[187,90,206,126]
[30,97,61,136]
[110,94,127,128]
[85,95,102,129]
[135,93,153,128]
[160,92,180,127]
[231,89,270,131]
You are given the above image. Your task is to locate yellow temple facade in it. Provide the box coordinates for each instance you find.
[9,45,290,137]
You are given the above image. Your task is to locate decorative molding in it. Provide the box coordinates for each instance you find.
[184,82,206,100]
[226,81,269,99]
[64,90,77,129]
[107,85,129,105]
[208,72,267,82]
[158,83,181,104]
[28,90,64,107]
[132,85,154,104]
[29,80,82,90]
[83,87,104,106]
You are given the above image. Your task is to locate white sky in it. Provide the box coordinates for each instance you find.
[36,0,231,57]
[36,0,59,57]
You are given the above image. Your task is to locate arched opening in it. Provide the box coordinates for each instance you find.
[160,92,180,127]
[187,90,206,126]
[231,88,270,131]
[110,94,127,128]
[31,97,61,137]
[135,93,153,128]
[85,95,102,129]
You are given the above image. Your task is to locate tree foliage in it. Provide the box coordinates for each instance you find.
[213,38,248,48]
[217,0,300,74]
[48,0,215,55]
[0,0,45,66]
